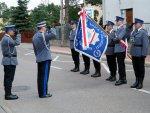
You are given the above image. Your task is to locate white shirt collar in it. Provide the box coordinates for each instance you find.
[5,34,11,37]
[110,29,113,34]
[117,24,124,29]
[72,28,76,31]
[5,34,14,40]
[138,27,143,31]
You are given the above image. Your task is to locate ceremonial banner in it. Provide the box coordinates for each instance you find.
[74,9,108,62]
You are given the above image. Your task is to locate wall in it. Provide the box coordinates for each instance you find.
[120,0,133,9]
[133,0,150,23]
[102,0,150,23]
[102,0,121,24]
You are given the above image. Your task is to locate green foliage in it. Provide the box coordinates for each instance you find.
[0,2,7,17]
[69,0,81,5]
[30,3,60,28]
[68,5,80,21]
[69,0,102,5]
[85,0,102,5]
[11,0,30,31]
[0,2,12,29]
[68,0,102,21]
[2,8,11,23]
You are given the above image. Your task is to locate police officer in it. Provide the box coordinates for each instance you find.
[69,20,80,72]
[32,21,55,98]
[113,16,127,86]
[1,25,21,100]
[130,18,149,89]
[80,54,101,78]
[105,21,117,82]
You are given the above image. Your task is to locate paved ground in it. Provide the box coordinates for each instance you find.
[0,43,150,113]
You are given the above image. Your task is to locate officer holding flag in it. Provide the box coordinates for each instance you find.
[75,9,107,78]
[130,18,149,89]
[113,16,127,86]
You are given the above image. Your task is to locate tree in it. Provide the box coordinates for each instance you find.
[68,5,80,21]
[0,2,13,29]
[2,7,14,24]
[69,0,81,6]
[0,2,7,17]
[11,0,30,31]
[30,3,60,28]
[70,0,102,5]
[86,0,102,5]
[65,0,69,23]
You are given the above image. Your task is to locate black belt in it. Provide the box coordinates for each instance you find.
[133,44,142,47]
[4,55,17,57]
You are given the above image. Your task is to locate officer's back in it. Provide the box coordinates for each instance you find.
[32,30,55,63]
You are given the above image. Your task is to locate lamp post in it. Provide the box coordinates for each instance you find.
[60,0,65,46]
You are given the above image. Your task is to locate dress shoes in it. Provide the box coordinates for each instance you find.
[70,67,79,72]
[115,79,127,86]
[136,83,143,89]
[106,76,116,82]
[91,72,101,78]
[130,81,138,88]
[5,94,18,100]
[39,93,52,98]
[80,70,89,75]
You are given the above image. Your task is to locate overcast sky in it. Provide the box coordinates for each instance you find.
[1,0,84,10]
[1,0,61,10]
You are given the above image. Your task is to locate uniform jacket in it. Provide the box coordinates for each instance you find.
[130,28,149,57]
[113,25,126,53]
[1,34,21,65]
[69,29,76,49]
[105,29,115,55]
[32,31,55,63]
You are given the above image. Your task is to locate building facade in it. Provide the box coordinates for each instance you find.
[102,0,150,35]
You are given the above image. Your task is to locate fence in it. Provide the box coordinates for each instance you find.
[0,30,34,43]
[0,25,70,46]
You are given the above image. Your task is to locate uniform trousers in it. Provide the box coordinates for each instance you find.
[106,54,117,77]
[37,60,51,97]
[82,54,90,70]
[4,65,16,96]
[82,54,101,72]
[115,52,126,80]
[71,49,80,66]
[93,60,101,73]
[132,56,145,84]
